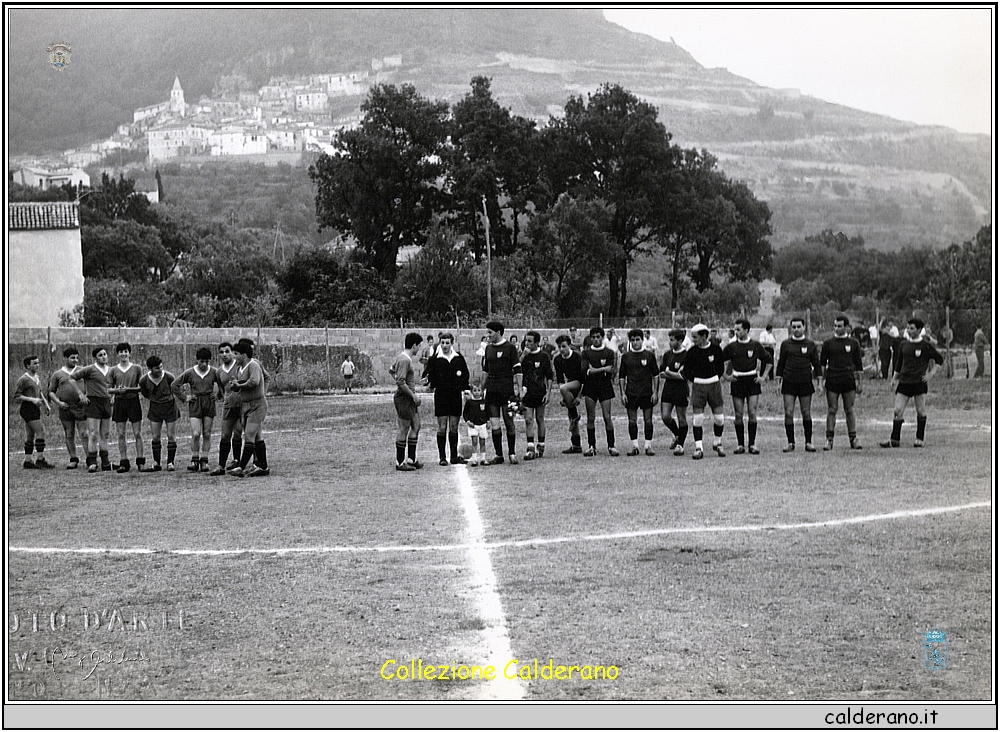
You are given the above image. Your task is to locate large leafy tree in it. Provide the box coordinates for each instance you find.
[525,193,615,317]
[309,84,451,280]
[394,222,484,321]
[82,220,173,283]
[541,84,678,316]
[449,77,539,259]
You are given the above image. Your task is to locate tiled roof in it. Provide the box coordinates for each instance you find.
[8,202,80,230]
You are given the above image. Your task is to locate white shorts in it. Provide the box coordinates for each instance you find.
[467,423,488,440]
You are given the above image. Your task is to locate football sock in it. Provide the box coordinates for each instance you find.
[99,449,111,468]
[232,436,242,463]
[692,426,703,447]
[748,420,757,446]
[571,432,581,448]
[255,441,267,469]
[406,437,418,462]
[735,422,745,447]
[239,442,254,470]
[151,440,162,465]
[714,423,724,438]
[587,427,596,448]
[218,438,231,467]
[24,441,33,456]
[677,425,688,446]
[448,431,458,460]
[507,432,516,456]
[437,433,447,461]
[628,423,639,441]
[644,422,653,441]
[34,438,45,456]
[86,451,97,468]
[663,416,678,436]
[135,457,146,469]
[916,415,927,441]
[395,440,406,465]
[784,420,795,445]
[803,420,813,444]
[826,429,835,441]
[492,429,504,458]
[200,456,209,469]
[891,419,903,442]
[166,441,177,465]
[606,428,615,449]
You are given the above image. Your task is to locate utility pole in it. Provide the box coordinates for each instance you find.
[482,196,492,319]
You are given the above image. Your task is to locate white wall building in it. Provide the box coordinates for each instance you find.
[295,90,329,112]
[147,125,211,162]
[13,166,90,190]
[208,128,268,156]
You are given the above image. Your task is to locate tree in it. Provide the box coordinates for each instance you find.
[309,84,451,280]
[80,173,152,226]
[541,84,678,316]
[449,77,539,259]
[82,220,173,282]
[525,193,615,317]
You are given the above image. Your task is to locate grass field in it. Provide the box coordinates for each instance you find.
[6,376,994,701]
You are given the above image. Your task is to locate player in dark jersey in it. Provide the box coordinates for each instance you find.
[176,347,223,472]
[211,342,243,475]
[482,321,522,465]
[139,355,181,471]
[880,317,943,448]
[820,315,865,451]
[463,381,490,466]
[580,326,619,457]
[682,324,727,459]
[776,317,821,453]
[723,319,772,455]
[425,332,470,466]
[48,347,88,469]
[618,329,660,456]
[391,333,424,471]
[659,329,690,456]
[554,335,585,454]
[519,331,554,460]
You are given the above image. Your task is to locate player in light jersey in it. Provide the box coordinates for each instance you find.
[230,339,269,477]
[14,355,54,469]
[176,347,223,473]
[391,332,424,471]
[71,347,114,472]
[211,342,243,475]
[48,347,88,469]
[109,342,145,473]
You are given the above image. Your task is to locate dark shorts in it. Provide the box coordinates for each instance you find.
[84,396,113,421]
[59,403,87,424]
[625,394,654,411]
[148,400,180,424]
[781,379,815,397]
[730,376,762,400]
[344,373,353,381]
[241,398,267,426]
[661,381,689,407]
[433,388,463,417]
[188,393,217,420]
[394,392,418,421]
[485,383,515,408]
[825,377,857,395]
[522,389,547,409]
[896,381,928,398]
[582,379,616,403]
[691,381,724,411]
[113,396,143,424]
[221,403,241,424]
[20,402,41,423]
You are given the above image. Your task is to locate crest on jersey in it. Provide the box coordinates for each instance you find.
[47,42,72,70]
[845,345,851,352]
[641,358,647,366]
[534,361,540,368]
[708,355,714,362]
[456,370,462,377]
[747,350,754,358]
[915,349,922,357]
[801,346,808,354]
[600,359,606,366]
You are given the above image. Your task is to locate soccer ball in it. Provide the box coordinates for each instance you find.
[459,442,473,460]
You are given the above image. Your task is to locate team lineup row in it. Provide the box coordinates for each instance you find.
[390,317,944,469]
[13,339,270,477]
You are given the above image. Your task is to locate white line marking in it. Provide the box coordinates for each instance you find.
[455,467,526,700]
[9,502,989,556]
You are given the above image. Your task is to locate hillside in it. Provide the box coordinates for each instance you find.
[7,8,991,250]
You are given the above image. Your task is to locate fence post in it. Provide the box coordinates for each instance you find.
[182,323,188,368]
[46,326,52,365]
[806,308,811,339]
[599,313,603,329]
[325,324,331,392]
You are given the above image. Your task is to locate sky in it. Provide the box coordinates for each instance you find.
[604,7,994,135]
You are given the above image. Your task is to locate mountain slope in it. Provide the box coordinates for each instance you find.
[7,8,990,250]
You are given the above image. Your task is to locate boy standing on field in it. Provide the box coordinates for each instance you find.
[70,347,114,472]
[176,347,223,473]
[14,356,54,469]
[392,333,424,471]
[519,330,554,460]
[659,329,690,456]
[618,329,660,456]
[341,354,356,393]
[48,347,88,469]
[880,318,944,448]
[211,342,244,475]
[139,355,181,471]
[580,326,619,457]
[109,342,146,473]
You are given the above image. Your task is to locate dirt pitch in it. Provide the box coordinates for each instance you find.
[6,377,994,701]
